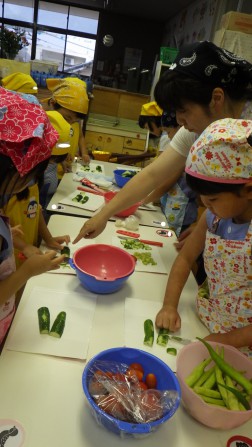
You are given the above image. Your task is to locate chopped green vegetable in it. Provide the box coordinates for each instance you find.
[197,337,252,395]
[144,319,154,347]
[50,311,66,338]
[96,165,102,172]
[61,246,70,257]
[157,327,169,347]
[38,307,50,334]
[120,239,151,250]
[133,252,157,266]
[166,347,177,356]
[121,170,137,178]
[72,193,83,202]
[81,196,89,204]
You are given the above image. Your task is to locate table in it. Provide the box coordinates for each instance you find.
[0,215,251,446]
[46,160,168,228]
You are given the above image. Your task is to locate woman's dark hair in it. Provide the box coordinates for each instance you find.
[186,173,245,196]
[49,100,86,120]
[154,70,252,114]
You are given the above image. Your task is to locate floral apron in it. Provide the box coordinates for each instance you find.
[196,218,252,357]
[0,216,15,345]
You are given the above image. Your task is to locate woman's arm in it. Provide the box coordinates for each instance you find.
[142,169,184,204]
[73,146,187,242]
[204,326,252,349]
[155,211,207,330]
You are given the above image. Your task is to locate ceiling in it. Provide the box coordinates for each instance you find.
[104,0,195,23]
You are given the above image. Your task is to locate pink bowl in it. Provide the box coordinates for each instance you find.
[104,191,141,217]
[176,341,252,430]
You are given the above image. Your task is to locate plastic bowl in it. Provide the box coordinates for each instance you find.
[104,191,141,217]
[176,341,252,430]
[71,244,135,294]
[92,151,111,162]
[113,169,137,188]
[82,347,181,438]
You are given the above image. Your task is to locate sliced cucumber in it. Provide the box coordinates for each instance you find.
[50,311,66,338]
[38,307,50,334]
[144,319,154,347]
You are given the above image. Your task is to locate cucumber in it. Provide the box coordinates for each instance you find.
[157,327,169,347]
[61,246,70,257]
[143,319,154,347]
[50,311,66,338]
[38,307,50,334]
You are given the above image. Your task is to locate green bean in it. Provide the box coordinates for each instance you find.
[185,356,212,387]
[193,366,215,388]
[194,386,221,399]
[199,395,225,406]
[225,375,240,411]
[197,338,252,395]
[203,370,216,389]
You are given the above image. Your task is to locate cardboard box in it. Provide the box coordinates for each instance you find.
[0,59,30,78]
[213,28,252,64]
[220,11,252,34]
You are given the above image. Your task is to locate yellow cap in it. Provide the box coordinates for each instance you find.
[2,72,38,94]
[46,111,71,156]
[140,101,162,116]
[64,77,87,88]
[45,78,89,114]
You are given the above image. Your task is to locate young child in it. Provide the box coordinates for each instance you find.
[44,77,90,178]
[39,110,71,209]
[1,72,38,95]
[0,88,66,346]
[155,118,252,356]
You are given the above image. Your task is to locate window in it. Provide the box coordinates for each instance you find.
[3,0,34,22]
[68,7,98,34]
[64,35,96,76]
[38,2,68,28]
[35,30,65,70]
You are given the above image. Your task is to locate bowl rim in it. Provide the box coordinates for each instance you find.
[82,346,181,431]
[72,244,136,279]
[176,341,252,415]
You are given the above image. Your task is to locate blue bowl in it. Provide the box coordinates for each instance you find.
[82,347,181,438]
[113,169,137,188]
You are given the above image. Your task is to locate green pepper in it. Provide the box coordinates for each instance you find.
[197,338,252,395]
[185,356,212,387]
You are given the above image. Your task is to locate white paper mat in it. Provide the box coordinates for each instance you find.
[112,237,167,274]
[124,298,195,372]
[6,286,97,360]
[59,190,104,211]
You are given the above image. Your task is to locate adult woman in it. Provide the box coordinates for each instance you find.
[73,41,252,243]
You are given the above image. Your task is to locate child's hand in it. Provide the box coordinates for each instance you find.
[11,225,24,238]
[44,235,71,251]
[82,153,90,165]
[155,305,181,332]
[22,245,43,258]
[23,250,65,276]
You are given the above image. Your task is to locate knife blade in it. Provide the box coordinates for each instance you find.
[169,336,192,345]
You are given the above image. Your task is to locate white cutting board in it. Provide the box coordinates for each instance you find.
[6,286,97,360]
[76,162,105,174]
[59,190,104,211]
[124,298,195,372]
[112,237,167,274]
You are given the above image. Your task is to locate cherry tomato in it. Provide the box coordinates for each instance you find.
[138,381,148,391]
[126,368,144,382]
[145,373,157,389]
[112,372,127,382]
[129,362,144,373]
[97,394,126,420]
[140,390,163,422]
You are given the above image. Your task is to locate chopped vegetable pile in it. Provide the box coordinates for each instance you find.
[121,170,137,178]
[120,238,151,250]
[143,319,178,355]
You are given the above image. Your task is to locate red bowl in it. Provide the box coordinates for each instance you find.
[104,191,141,217]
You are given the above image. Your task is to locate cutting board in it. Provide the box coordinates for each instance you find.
[124,298,196,372]
[76,162,105,174]
[112,237,167,274]
[59,190,104,211]
[5,286,97,360]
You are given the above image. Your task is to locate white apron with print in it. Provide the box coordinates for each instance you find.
[196,219,252,356]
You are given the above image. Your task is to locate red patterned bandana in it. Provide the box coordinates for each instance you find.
[0,87,59,176]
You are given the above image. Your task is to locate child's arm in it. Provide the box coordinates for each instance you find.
[204,326,252,349]
[0,250,65,306]
[79,123,90,164]
[38,209,70,250]
[13,234,43,257]
[155,211,208,331]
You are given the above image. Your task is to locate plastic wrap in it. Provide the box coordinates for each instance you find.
[87,360,179,425]
[115,215,139,230]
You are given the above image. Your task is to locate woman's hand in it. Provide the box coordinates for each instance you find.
[155,305,181,332]
[73,214,107,243]
[174,227,194,251]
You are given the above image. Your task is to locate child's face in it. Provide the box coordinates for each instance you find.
[175,102,214,135]
[200,190,252,223]
[57,107,81,125]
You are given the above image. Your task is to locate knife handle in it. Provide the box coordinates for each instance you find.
[139,239,163,247]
